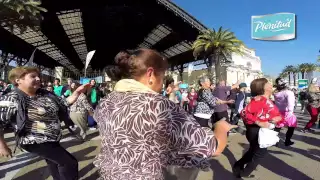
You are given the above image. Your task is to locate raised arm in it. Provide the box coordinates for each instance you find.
[160,100,234,160]
[201,89,218,108]
[66,83,91,104]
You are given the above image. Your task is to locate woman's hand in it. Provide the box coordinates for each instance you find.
[74,83,91,94]
[0,138,11,158]
[212,119,238,156]
[271,116,282,123]
[217,99,234,104]
[67,83,91,104]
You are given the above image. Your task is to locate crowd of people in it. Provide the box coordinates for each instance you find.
[0,48,319,180]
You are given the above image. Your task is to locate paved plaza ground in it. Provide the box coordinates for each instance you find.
[0,109,319,180]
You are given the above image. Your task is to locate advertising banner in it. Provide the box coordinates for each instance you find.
[251,13,296,41]
[80,76,103,84]
[297,79,308,89]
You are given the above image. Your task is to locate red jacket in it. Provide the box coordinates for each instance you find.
[188,92,198,107]
[241,96,283,125]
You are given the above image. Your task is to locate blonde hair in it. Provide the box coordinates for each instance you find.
[8,66,40,86]
[308,83,319,93]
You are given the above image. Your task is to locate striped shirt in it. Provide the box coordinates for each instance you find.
[0,91,68,144]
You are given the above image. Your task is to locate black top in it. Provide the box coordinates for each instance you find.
[299,91,307,100]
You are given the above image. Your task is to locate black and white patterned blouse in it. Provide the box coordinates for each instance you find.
[194,88,218,119]
[94,92,217,180]
[0,90,68,144]
[69,93,93,113]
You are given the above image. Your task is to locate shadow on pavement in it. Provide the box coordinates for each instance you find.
[278,145,320,162]
[79,162,98,179]
[0,157,42,179]
[81,170,99,180]
[209,148,243,180]
[278,131,320,147]
[13,165,50,180]
[8,144,97,179]
[238,143,313,180]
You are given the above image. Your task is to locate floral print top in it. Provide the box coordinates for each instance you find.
[194,88,218,117]
[94,91,217,180]
[307,92,320,108]
[69,93,93,113]
[241,96,282,125]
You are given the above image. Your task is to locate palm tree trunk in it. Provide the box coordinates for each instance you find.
[288,72,291,85]
[207,57,214,82]
[214,56,222,82]
[293,73,296,86]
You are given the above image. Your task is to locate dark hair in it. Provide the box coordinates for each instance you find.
[165,76,174,88]
[275,77,288,91]
[105,49,168,81]
[55,78,60,82]
[70,82,79,93]
[250,78,269,97]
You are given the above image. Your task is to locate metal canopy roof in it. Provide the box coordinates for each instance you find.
[0,0,207,74]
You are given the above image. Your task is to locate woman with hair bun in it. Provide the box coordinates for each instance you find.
[94,49,237,180]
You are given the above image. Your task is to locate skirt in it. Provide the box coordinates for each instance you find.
[276,111,297,128]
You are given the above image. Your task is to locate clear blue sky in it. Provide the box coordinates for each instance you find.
[173,0,320,76]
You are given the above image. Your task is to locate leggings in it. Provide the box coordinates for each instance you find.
[305,105,319,129]
[22,142,78,180]
[274,127,295,143]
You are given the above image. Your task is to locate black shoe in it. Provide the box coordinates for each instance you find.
[240,174,255,178]
[285,141,294,146]
[232,163,242,178]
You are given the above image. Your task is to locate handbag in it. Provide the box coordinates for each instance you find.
[258,128,280,148]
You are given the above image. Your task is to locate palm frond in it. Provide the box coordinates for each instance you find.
[0,0,47,33]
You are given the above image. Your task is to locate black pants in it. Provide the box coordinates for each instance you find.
[212,111,229,124]
[230,108,236,120]
[194,116,210,128]
[274,127,295,143]
[231,113,241,125]
[188,105,195,114]
[182,102,189,112]
[164,166,199,180]
[22,142,78,180]
[234,124,268,177]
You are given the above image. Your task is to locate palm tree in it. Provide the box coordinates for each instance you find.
[192,27,244,82]
[279,71,288,78]
[281,65,296,85]
[298,63,309,79]
[0,0,47,33]
[292,66,299,86]
[305,63,317,79]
